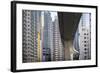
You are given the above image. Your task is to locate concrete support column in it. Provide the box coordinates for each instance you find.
[64,40,78,60]
[64,40,71,60]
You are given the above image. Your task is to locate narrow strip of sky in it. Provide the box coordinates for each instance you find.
[50,12,57,21]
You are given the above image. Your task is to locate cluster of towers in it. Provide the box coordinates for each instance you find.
[22,10,91,63]
[22,10,64,63]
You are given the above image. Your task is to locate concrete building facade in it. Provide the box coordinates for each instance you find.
[78,13,91,60]
[22,10,34,63]
[22,10,42,63]
[53,16,64,61]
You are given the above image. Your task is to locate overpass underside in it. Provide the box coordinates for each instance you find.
[58,12,82,60]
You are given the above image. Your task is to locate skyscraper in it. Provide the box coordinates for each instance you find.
[42,11,52,61]
[53,16,64,61]
[32,10,42,62]
[22,10,34,63]
[78,13,91,60]
[22,10,42,62]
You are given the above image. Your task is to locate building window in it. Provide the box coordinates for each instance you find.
[84,48,87,50]
[28,21,30,23]
[84,41,86,43]
[84,33,86,35]
[84,44,86,47]
[82,28,85,31]
[84,56,87,59]
[84,37,86,39]
[84,52,87,54]
[28,25,30,27]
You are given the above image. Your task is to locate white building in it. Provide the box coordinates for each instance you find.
[53,16,64,61]
[78,13,91,60]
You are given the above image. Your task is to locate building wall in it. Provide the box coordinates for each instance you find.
[53,16,64,61]
[78,13,91,60]
[42,11,52,61]
[22,10,34,62]
[42,12,64,61]
[31,11,38,62]
[22,10,42,62]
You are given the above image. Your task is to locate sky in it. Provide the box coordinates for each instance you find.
[50,12,57,21]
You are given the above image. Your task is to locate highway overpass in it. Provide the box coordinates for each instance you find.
[58,12,82,60]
